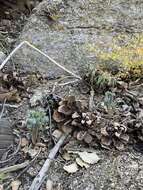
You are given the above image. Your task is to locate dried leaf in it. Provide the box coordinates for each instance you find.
[75,151,100,164]
[11,180,21,190]
[62,152,71,161]
[63,163,78,173]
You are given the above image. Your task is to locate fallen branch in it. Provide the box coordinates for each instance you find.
[0,41,82,80]
[89,88,95,112]
[29,133,68,190]
[0,161,29,174]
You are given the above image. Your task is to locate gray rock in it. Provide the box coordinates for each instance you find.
[13,0,143,78]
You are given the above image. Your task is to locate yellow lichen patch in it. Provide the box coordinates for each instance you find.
[86,34,143,79]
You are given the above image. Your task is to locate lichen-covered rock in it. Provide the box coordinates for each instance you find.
[14,0,143,78]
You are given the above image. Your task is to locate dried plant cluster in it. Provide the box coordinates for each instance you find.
[52,81,143,150]
[0,71,40,102]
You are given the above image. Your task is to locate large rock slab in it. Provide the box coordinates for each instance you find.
[13,0,143,78]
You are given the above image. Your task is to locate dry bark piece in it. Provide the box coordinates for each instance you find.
[0,118,13,158]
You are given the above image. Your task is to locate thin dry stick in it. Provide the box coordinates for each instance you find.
[0,103,19,109]
[0,161,29,174]
[0,98,6,119]
[0,41,82,80]
[16,148,41,179]
[0,136,21,164]
[29,133,68,190]
[89,88,95,112]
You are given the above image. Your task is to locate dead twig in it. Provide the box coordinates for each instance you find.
[16,147,41,179]
[89,88,95,112]
[0,161,29,174]
[0,98,6,119]
[0,136,21,164]
[0,103,19,109]
[29,133,68,190]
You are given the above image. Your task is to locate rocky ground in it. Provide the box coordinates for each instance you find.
[0,0,143,190]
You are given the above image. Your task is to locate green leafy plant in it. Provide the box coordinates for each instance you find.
[85,64,117,92]
[27,110,49,144]
[103,91,116,112]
